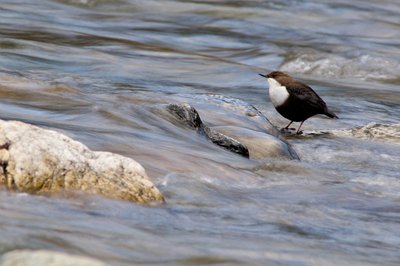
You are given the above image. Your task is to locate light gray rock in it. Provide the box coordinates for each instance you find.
[334,123,400,143]
[0,250,106,266]
[306,123,400,144]
[0,120,164,204]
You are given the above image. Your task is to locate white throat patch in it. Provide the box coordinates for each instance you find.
[267,78,290,107]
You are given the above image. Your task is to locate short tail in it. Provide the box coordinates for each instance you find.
[325,109,338,119]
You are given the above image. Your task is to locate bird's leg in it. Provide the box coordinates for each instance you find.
[284,121,293,129]
[296,121,305,134]
[280,121,294,133]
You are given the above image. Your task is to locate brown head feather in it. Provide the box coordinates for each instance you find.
[266,71,295,85]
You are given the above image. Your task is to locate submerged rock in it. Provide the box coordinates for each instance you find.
[167,103,249,158]
[0,250,106,266]
[0,120,164,204]
[211,126,298,160]
[166,96,298,160]
[191,94,280,136]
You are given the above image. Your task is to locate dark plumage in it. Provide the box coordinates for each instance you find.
[259,71,338,134]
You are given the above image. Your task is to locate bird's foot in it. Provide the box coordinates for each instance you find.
[280,127,296,133]
[280,127,304,136]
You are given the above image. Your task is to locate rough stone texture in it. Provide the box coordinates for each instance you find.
[336,123,400,143]
[308,123,400,144]
[0,120,164,204]
[0,250,106,266]
[167,103,203,130]
[166,97,299,160]
[203,126,249,158]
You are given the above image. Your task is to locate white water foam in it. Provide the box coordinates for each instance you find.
[280,53,400,82]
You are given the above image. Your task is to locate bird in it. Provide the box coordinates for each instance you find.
[259,71,338,134]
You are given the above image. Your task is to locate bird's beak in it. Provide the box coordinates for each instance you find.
[259,73,267,78]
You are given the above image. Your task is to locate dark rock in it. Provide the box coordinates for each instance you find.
[166,98,299,160]
[167,103,249,158]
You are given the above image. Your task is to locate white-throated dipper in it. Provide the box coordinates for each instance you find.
[259,71,338,134]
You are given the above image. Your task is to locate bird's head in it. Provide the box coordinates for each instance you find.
[259,71,290,79]
[259,71,293,85]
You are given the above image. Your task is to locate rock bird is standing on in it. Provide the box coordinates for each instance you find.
[259,71,338,134]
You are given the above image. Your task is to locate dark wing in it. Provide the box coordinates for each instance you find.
[285,81,327,111]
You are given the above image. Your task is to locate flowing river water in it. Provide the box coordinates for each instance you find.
[1,0,400,265]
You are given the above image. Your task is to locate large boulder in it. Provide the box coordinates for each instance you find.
[0,250,106,266]
[0,120,164,204]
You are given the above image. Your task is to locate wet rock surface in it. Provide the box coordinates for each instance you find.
[166,95,299,160]
[211,126,299,160]
[167,103,249,158]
